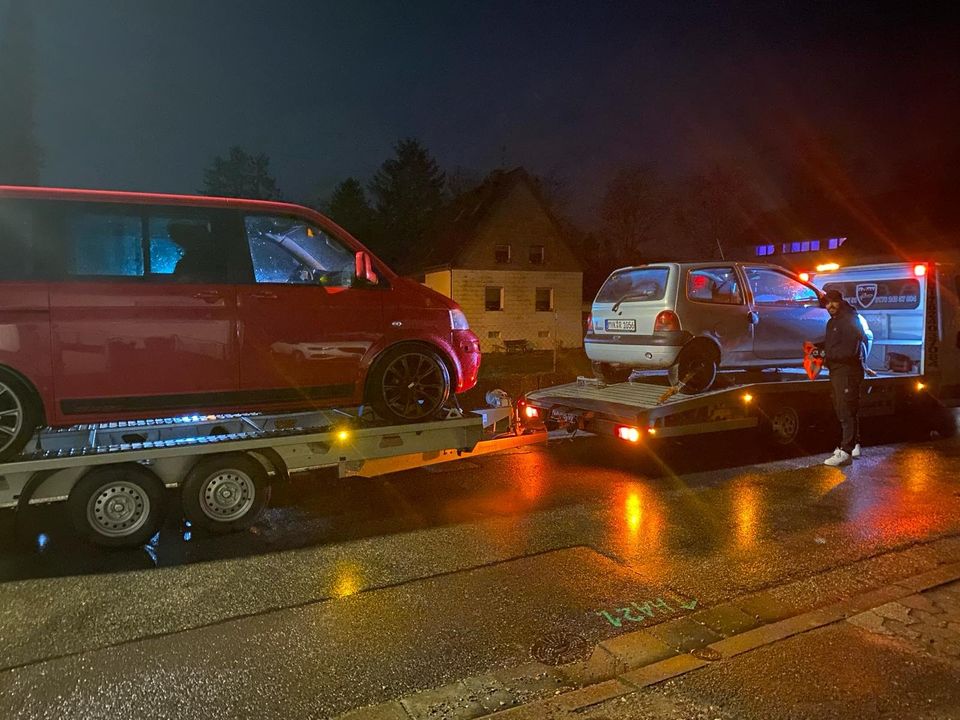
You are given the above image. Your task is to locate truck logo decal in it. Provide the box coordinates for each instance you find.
[856,283,878,308]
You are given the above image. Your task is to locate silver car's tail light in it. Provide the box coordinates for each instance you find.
[654,310,680,333]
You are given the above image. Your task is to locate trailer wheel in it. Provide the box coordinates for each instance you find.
[181,453,271,534]
[762,405,801,446]
[68,465,165,547]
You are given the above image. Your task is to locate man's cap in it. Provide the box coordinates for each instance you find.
[824,289,844,302]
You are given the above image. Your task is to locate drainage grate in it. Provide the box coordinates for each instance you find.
[531,630,591,666]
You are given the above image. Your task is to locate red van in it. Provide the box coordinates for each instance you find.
[0,186,481,460]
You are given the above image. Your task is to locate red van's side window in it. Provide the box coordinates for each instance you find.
[244,215,357,288]
[0,199,38,280]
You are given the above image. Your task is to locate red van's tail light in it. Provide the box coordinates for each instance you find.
[654,310,680,333]
[523,405,540,419]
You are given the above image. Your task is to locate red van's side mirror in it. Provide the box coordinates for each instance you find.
[355,251,379,285]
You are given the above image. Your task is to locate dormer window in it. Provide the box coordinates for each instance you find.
[494,244,511,264]
[529,245,545,264]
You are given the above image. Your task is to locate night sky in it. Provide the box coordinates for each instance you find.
[13,0,960,224]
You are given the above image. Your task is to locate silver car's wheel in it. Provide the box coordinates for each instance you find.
[669,344,718,394]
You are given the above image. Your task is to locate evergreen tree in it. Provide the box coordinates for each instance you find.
[324,178,374,242]
[368,138,446,267]
[0,0,42,184]
[201,146,280,200]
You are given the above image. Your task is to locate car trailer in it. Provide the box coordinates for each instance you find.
[521,260,959,447]
[0,400,543,547]
[520,369,942,448]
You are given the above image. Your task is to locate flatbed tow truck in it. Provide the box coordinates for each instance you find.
[521,261,960,447]
[0,398,542,547]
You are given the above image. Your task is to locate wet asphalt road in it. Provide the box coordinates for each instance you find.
[1,413,959,718]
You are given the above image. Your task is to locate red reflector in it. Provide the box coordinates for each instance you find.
[914,264,927,277]
[586,313,593,332]
[617,426,641,442]
[523,405,539,419]
[654,310,680,333]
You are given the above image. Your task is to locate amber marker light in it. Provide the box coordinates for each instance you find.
[743,393,753,403]
[617,426,641,443]
[816,262,840,272]
[336,429,351,442]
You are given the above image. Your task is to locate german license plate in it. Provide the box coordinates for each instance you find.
[605,319,636,332]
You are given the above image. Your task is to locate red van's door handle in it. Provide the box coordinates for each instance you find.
[192,291,222,303]
[250,290,278,300]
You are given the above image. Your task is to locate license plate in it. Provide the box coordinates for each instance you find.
[605,319,636,332]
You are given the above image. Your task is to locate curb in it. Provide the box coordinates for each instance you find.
[339,542,960,720]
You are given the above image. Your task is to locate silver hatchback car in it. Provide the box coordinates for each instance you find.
[585,262,837,392]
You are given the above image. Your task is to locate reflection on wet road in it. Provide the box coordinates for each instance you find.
[1,418,959,718]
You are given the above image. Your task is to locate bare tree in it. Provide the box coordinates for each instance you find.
[675,163,762,259]
[201,146,280,200]
[599,164,671,266]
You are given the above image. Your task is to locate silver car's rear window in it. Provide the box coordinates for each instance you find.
[596,267,670,303]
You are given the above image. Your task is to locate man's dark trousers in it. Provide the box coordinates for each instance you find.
[830,364,863,453]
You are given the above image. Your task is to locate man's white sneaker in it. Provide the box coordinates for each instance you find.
[824,449,852,467]
[852,444,861,459]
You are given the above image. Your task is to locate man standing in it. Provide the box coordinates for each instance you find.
[820,289,869,466]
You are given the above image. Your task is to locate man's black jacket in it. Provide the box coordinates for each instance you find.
[821,301,867,369]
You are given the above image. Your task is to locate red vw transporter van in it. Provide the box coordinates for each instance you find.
[0,186,481,461]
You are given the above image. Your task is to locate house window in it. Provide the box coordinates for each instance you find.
[538,330,550,338]
[810,240,821,251]
[485,286,504,311]
[828,237,847,250]
[535,287,554,312]
[494,244,511,264]
[529,245,545,264]
[755,243,775,257]
[488,330,501,339]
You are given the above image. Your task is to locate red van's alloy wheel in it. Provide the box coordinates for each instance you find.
[0,373,40,462]
[371,347,452,423]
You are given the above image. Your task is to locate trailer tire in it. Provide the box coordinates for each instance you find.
[68,464,165,547]
[761,404,802,447]
[181,453,271,534]
[0,369,42,463]
[591,361,632,385]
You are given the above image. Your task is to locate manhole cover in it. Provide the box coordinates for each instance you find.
[531,631,591,666]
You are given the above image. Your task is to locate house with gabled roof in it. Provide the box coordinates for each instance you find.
[414,168,583,353]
